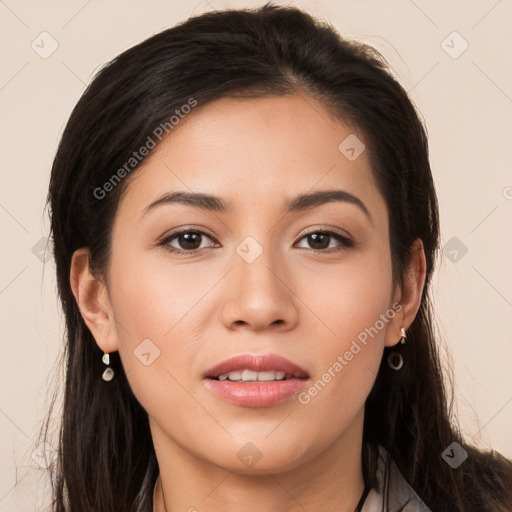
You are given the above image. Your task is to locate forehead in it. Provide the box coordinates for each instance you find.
[116,93,387,226]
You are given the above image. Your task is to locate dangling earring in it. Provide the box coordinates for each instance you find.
[387,327,406,370]
[387,351,403,370]
[102,352,114,381]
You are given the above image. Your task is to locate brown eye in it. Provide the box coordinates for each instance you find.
[306,232,330,250]
[174,232,202,250]
[296,231,353,253]
[159,228,353,255]
[160,230,217,254]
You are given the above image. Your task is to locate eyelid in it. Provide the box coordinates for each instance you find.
[299,226,353,242]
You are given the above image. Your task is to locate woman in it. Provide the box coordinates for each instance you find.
[41,3,512,511]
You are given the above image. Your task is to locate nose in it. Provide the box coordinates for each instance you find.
[220,241,299,332]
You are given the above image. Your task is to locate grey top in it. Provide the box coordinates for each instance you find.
[362,447,432,511]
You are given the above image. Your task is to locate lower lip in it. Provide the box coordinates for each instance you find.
[205,377,309,408]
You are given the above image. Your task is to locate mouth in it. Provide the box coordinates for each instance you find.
[203,353,310,408]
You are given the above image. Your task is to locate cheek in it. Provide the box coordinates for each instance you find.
[299,245,393,344]
[106,257,202,416]
[108,252,188,334]
[294,251,392,409]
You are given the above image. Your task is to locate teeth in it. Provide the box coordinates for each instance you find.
[217,370,289,382]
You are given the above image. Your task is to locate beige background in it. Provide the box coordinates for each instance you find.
[1,0,511,509]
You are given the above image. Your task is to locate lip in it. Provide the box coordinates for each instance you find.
[203,353,310,408]
[205,378,309,408]
[204,353,309,379]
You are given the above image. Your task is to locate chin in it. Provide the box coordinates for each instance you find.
[204,438,314,476]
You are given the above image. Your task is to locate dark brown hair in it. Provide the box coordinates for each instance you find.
[41,3,512,511]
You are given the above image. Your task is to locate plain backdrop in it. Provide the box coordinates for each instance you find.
[1,0,511,509]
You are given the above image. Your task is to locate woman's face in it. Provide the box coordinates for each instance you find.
[101,93,406,473]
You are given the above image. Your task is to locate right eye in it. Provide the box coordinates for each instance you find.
[159,229,219,255]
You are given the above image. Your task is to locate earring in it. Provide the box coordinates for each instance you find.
[102,352,114,381]
[387,327,406,370]
[387,351,403,370]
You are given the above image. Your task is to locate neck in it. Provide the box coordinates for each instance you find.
[153,476,167,512]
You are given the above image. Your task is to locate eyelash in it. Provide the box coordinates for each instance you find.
[158,228,354,255]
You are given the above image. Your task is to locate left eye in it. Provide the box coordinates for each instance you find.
[159,229,353,254]
[295,231,353,252]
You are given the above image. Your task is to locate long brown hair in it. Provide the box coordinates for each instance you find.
[41,3,512,510]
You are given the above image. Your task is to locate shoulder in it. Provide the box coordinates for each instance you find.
[361,446,432,512]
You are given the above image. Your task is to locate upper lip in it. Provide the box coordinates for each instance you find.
[204,353,309,379]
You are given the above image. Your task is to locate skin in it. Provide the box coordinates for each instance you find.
[70,93,426,512]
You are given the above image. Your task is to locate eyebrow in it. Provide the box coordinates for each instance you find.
[142,189,372,225]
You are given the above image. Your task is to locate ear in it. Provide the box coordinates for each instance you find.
[384,238,427,348]
[69,247,119,353]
